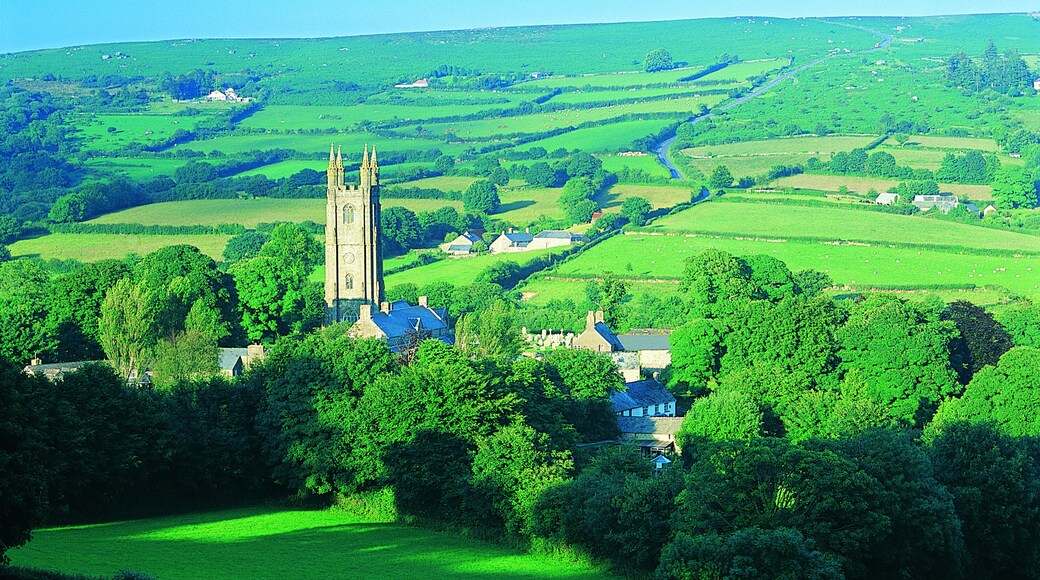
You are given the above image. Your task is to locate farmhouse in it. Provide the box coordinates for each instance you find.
[324,145,454,349]
[984,204,999,217]
[23,358,103,381]
[205,90,228,101]
[1034,77,1040,92]
[440,231,482,255]
[875,192,900,205]
[394,78,430,88]
[527,230,587,250]
[490,230,534,253]
[913,194,959,213]
[611,378,677,417]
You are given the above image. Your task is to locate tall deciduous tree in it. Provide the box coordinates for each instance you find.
[99,278,164,380]
[644,48,674,72]
[462,179,500,214]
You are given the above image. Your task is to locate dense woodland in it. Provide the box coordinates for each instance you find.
[3,12,1040,580]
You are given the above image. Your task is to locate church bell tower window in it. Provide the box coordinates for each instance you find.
[344,205,355,224]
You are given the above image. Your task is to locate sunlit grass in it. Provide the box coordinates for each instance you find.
[9,506,609,580]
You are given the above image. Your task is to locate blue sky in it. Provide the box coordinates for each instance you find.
[2,0,1038,53]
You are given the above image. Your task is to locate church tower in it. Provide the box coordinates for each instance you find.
[325,145,383,324]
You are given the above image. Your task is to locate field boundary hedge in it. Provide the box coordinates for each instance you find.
[48,222,246,236]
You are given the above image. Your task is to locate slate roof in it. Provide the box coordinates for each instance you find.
[24,360,103,377]
[963,203,980,215]
[370,301,452,344]
[534,229,578,240]
[610,379,677,413]
[617,334,671,352]
[502,232,534,244]
[219,348,248,373]
[459,232,482,243]
[592,321,625,351]
[447,244,472,252]
[617,416,684,436]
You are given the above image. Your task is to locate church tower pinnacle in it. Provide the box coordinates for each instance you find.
[325,145,383,324]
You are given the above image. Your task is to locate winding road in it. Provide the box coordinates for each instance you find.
[654,21,895,179]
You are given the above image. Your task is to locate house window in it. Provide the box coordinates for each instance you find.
[344,205,355,224]
[642,406,649,416]
[344,274,354,290]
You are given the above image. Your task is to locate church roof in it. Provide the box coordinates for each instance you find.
[610,379,676,413]
[591,321,625,350]
[617,334,671,352]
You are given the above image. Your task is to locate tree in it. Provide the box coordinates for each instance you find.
[991,165,1038,209]
[47,259,131,361]
[258,223,323,276]
[995,303,1040,348]
[0,357,49,565]
[381,206,423,254]
[942,300,1014,384]
[462,179,500,214]
[525,161,558,187]
[232,256,321,343]
[644,48,674,72]
[455,300,523,359]
[667,318,725,392]
[434,154,455,175]
[658,528,842,580]
[99,278,165,380]
[620,196,652,226]
[223,231,269,264]
[586,272,630,328]
[677,390,763,449]
[0,261,58,364]
[565,199,597,224]
[709,165,733,190]
[930,346,1040,437]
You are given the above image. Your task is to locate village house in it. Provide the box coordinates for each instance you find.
[23,358,103,381]
[217,344,266,377]
[617,416,684,456]
[617,331,672,374]
[573,310,624,353]
[440,231,483,255]
[394,78,430,88]
[489,230,534,253]
[983,204,999,217]
[913,193,959,213]
[1034,77,1040,92]
[611,378,677,418]
[348,298,453,353]
[875,192,900,205]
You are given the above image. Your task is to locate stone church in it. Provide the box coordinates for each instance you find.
[324,145,452,350]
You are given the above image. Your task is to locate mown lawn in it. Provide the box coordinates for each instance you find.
[8,506,608,580]
[646,200,1040,252]
[8,233,231,262]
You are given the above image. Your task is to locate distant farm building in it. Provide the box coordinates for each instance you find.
[205,87,249,102]
[1034,77,1040,92]
[440,231,483,255]
[984,204,999,217]
[24,358,103,381]
[875,192,900,205]
[527,230,587,251]
[913,194,959,214]
[490,230,534,253]
[617,416,684,456]
[218,345,266,377]
[394,78,430,88]
[617,331,672,374]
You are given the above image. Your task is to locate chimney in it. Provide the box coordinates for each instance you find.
[508,227,514,234]
[586,310,596,330]
[31,356,42,367]
[418,295,428,308]
[246,344,266,367]
[359,304,372,321]
[595,310,605,324]
[380,301,390,314]
[525,226,530,233]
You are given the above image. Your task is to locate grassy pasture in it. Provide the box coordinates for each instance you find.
[516,67,711,90]
[86,157,191,179]
[236,159,327,179]
[770,174,994,200]
[397,175,479,191]
[547,87,721,105]
[75,113,209,151]
[380,246,571,290]
[595,184,695,211]
[879,135,1000,151]
[240,102,516,131]
[554,233,1040,302]
[495,187,565,224]
[693,59,786,83]
[688,153,832,179]
[646,202,1040,253]
[89,198,462,228]
[521,277,683,306]
[875,147,1024,172]
[598,154,673,180]
[178,131,470,156]
[682,135,880,157]
[8,506,606,580]
[401,97,712,140]
[514,118,679,153]
[8,233,231,262]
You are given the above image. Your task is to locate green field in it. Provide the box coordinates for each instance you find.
[515,119,679,153]
[595,184,694,211]
[521,277,683,306]
[8,506,606,580]
[598,154,674,180]
[554,233,1040,303]
[547,87,721,106]
[8,233,231,262]
[179,131,471,156]
[398,176,480,191]
[646,202,1040,253]
[75,111,224,152]
[86,157,194,179]
[879,135,1000,151]
[682,135,880,158]
[240,102,518,131]
[89,198,462,228]
[770,174,994,200]
[384,246,569,289]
